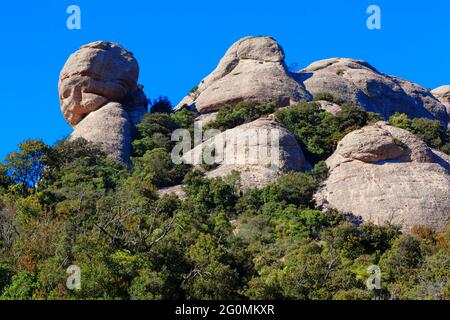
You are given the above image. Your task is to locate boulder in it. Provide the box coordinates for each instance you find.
[157,185,187,199]
[315,100,342,115]
[175,36,311,113]
[59,41,139,126]
[194,112,218,128]
[182,118,307,190]
[70,102,132,166]
[315,122,450,232]
[299,58,448,125]
[59,41,147,165]
[431,86,450,125]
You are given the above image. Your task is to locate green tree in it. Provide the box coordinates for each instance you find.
[206,102,275,131]
[182,234,239,299]
[275,102,373,163]
[380,235,424,281]
[389,113,450,154]
[4,139,51,189]
[150,96,172,114]
[0,163,11,189]
[261,172,317,208]
[1,272,38,300]
[132,148,190,188]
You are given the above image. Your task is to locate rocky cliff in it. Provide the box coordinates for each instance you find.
[58,36,449,231]
[314,122,449,232]
[59,41,148,166]
[174,36,311,113]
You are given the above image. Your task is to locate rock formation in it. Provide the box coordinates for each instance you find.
[431,86,450,126]
[59,41,148,165]
[299,58,448,125]
[315,122,450,232]
[70,102,132,165]
[57,37,449,233]
[182,118,307,190]
[174,36,311,113]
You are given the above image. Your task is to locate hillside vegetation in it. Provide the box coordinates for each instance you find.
[0,103,449,300]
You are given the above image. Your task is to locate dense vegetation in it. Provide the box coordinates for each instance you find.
[0,102,448,300]
[276,102,381,164]
[389,112,450,155]
[205,102,276,131]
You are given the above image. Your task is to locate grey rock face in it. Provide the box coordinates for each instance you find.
[194,112,218,128]
[182,118,307,190]
[70,103,132,166]
[59,41,148,165]
[299,58,448,125]
[175,36,311,113]
[315,122,450,232]
[315,100,342,115]
[431,86,450,126]
[157,185,187,199]
[59,41,140,126]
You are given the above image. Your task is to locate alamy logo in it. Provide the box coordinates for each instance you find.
[367,5,381,30]
[66,265,81,290]
[366,265,381,290]
[171,123,281,168]
[66,5,81,30]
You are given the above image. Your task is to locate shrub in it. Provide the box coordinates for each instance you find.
[132,109,195,157]
[150,96,172,114]
[261,172,318,208]
[4,139,52,190]
[206,102,275,131]
[1,272,38,300]
[313,92,344,104]
[389,113,449,154]
[276,102,372,163]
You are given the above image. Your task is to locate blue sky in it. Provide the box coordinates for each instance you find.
[1,0,449,159]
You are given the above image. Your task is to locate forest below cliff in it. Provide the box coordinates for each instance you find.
[0,100,449,300]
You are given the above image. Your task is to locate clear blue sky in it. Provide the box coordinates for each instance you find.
[1,0,449,160]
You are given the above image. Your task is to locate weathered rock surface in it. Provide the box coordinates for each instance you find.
[59,41,140,126]
[70,103,132,166]
[194,112,218,128]
[59,41,147,165]
[431,86,450,125]
[157,185,187,199]
[175,36,311,113]
[182,118,307,190]
[299,58,448,125]
[315,100,342,115]
[315,122,450,232]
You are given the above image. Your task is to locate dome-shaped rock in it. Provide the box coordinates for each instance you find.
[182,118,308,190]
[70,102,132,166]
[315,122,450,232]
[59,41,147,165]
[299,58,448,125]
[431,86,450,126]
[59,41,139,126]
[175,36,311,113]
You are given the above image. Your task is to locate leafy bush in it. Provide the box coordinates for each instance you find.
[132,148,190,188]
[1,272,38,300]
[0,103,448,300]
[4,139,52,190]
[150,96,172,114]
[389,113,450,154]
[313,92,344,104]
[275,102,377,164]
[132,109,195,157]
[206,102,275,131]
